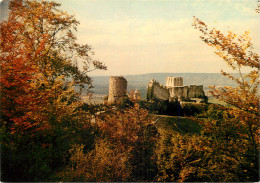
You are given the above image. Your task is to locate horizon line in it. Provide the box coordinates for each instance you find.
[90,71,242,77]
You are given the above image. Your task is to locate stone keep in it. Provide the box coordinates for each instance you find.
[108,76,127,104]
[166,76,183,87]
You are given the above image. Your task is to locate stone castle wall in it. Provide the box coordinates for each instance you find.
[108,76,127,104]
[189,85,204,98]
[147,79,169,101]
[147,77,205,102]
[169,86,189,99]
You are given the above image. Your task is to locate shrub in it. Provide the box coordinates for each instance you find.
[156,133,242,182]
[182,103,204,116]
[58,103,158,182]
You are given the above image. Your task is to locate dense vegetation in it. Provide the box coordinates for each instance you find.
[0,0,259,182]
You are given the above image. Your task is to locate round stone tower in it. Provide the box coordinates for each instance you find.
[108,76,127,104]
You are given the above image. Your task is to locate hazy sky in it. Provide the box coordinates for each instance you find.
[1,0,260,76]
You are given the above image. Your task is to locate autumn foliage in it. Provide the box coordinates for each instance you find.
[58,103,158,182]
[192,17,259,181]
[151,18,259,182]
[0,0,104,181]
[1,0,259,181]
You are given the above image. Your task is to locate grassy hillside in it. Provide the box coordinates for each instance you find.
[208,97,233,107]
[153,115,201,135]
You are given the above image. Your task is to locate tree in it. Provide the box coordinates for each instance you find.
[256,0,260,13]
[7,0,106,92]
[95,103,158,181]
[0,0,107,132]
[58,103,158,182]
[0,0,105,181]
[192,17,259,181]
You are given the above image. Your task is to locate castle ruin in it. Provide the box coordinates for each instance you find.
[133,89,141,100]
[166,76,183,87]
[106,75,206,104]
[147,76,205,102]
[107,76,127,104]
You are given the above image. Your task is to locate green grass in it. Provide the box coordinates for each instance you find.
[153,115,201,135]
[208,97,232,107]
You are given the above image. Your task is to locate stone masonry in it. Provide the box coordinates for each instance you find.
[147,79,169,101]
[147,76,205,102]
[108,76,127,104]
[166,76,183,87]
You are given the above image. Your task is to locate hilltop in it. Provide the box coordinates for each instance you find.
[90,72,239,99]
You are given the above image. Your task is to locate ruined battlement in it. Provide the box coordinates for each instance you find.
[147,77,205,102]
[189,85,204,98]
[148,79,168,90]
[106,75,205,104]
[147,79,169,101]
